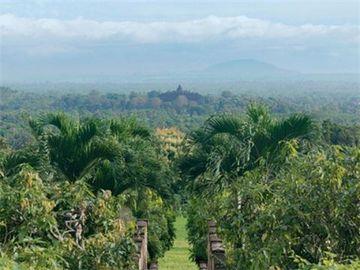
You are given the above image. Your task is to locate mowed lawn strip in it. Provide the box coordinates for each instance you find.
[158,216,198,270]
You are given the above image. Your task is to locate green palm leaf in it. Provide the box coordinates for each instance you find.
[110,118,151,140]
[180,104,314,195]
[269,114,313,142]
[195,115,249,144]
[2,148,43,176]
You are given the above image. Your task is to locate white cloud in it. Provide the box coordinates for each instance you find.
[1,14,359,43]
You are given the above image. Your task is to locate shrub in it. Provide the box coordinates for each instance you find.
[124,189,176,263]
[218,146,360,269]
[0,166,137,269]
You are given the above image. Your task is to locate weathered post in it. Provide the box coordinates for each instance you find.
[134,219,148,270]
[149,262,158,270]
[199,261,208,270]
[207,221,226,270]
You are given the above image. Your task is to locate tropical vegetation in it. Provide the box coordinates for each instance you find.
[180,104,359,269]
[0,85,359,269]
[0,113,176,269]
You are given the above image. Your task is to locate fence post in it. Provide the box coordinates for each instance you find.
[134,219,148,270]
[207,221,226,270]
[199,261,208,270]
[149,262,158,270]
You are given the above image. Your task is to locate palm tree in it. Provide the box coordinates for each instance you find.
[29,113,118,182]
[179,104,313,193]
[109,117,151,140]
[1,147,43,177]
[0,136,46,178]
[91,117,172,198]
[29,113,172,201]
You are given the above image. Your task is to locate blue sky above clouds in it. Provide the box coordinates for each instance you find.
[1,0,359,82]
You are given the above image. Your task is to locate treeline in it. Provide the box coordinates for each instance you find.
[1,85,359,117]
[1,85,359,149]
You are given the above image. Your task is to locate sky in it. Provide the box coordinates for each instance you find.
[0,0,359,83]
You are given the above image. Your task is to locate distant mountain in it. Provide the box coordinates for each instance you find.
[199,59,297,80]
[205,59,287,73]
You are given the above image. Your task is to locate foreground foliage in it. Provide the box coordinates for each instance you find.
[221,147,360,269]
[0,114,177,268]
[181,105,360,269]
[0,166,136,269]
[0,104,359,269]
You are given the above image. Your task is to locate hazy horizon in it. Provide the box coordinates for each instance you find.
[1,0,359,83]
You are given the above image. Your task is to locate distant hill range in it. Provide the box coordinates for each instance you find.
[174,59,359,82]
[4,59,358,85]
[202,59,294,78]
[108,59,297,83]
[207,59,281,71]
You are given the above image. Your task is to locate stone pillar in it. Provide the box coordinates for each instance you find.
[134,219,148,270]
[149,262,158,270]
[207,221,226,270]
[199,261,208,270]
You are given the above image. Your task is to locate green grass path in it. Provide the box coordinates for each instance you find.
[158,216,198,270]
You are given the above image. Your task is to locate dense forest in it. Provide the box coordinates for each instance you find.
[1,84,359,148]
[0,84,359,269]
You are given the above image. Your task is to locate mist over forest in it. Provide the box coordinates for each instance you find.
[1,1,360,269]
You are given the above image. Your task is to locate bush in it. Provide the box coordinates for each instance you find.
[186,197,208,263]
[218,146,360,269]
[300,257,360,270]
[124,189,176,263]
[0,166,137,269]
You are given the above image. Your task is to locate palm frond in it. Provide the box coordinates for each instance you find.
[178,152,209,180]
[71,138,121,182]
[246,103,272,127]
[76,120,98,145]
[110,118,151,140]
[2,149,43,176]
[180,108,314,197]
[29,118,43,137]
[197,114,247,143]
[38,113,75,135]
[131,125,151,138]
[270,114,313,143]
[188,129,207,144]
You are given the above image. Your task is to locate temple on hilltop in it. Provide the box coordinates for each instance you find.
[176,84,183,92]
[158,84,205,104]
